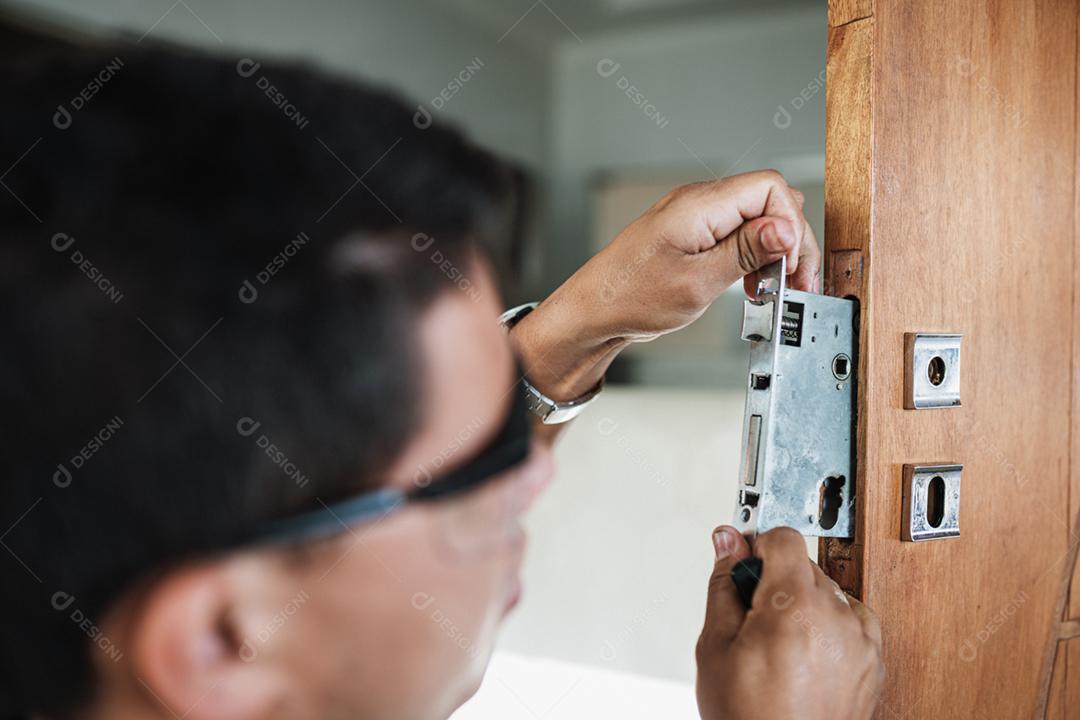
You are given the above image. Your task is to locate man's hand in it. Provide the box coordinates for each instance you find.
[572,169,819,339]
[696,526,884,720]
[510,170,819,422]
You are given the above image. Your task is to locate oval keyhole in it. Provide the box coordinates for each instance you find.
[926,475,946,528]
[818,475,846,530]
[927,356,946,386]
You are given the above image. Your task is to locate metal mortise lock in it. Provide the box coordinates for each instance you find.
[733,259,860,539]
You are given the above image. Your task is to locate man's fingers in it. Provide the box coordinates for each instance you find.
[743,271,761,298]
[747,174,807,276]
[693,171,806,269]
[751,527,816,601]
[708,215,797,294]
[680,171,816,296]
[789,194,814,284]
[700,170,804,242]
[846,594,883,651]
[787,216,821,293]
[701,526,753,644]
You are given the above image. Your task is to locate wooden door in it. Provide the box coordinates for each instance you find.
[819,0,1079,717]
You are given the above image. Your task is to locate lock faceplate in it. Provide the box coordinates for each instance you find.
[733,259,859,538]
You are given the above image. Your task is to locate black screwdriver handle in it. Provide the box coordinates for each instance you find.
[731,557,763,609]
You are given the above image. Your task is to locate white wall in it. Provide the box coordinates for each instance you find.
[498,387,818,684]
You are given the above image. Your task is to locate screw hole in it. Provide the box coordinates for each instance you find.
[927,356,946,386]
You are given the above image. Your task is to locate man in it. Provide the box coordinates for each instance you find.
[0,43,883,720]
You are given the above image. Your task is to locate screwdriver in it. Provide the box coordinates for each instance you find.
[731,556,763,609]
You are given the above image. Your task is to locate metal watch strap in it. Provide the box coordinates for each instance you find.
[498,302,604,425]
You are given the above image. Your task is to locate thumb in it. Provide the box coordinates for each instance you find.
[701,526,753,645]
[704,215,797,295]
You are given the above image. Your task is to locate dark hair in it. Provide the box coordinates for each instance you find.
[0,40,524,717]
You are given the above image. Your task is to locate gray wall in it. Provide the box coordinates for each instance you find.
[7,0,826,304]
[544,5,826,287]
[6,0,552,169]
[6,0,826,388]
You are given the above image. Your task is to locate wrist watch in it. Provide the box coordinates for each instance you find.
[499,302,605,425]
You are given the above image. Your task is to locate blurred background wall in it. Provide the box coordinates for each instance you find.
[1,0,824,710]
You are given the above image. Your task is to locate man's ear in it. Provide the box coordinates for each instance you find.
[129,558,291,720]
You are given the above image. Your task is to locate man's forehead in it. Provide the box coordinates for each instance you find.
[382,270,513,491]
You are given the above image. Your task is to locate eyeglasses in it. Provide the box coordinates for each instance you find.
[251,368,533,546]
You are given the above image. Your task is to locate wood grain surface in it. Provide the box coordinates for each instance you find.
[827,0,871,28]
[821,0,1079,717]
[820,15,873,599]
[1061,10,1080,716]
